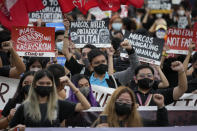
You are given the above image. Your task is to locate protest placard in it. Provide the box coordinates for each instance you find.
[124,32,164,65]
[29,0,63,22]
[147,0,172,14]
[12,26,56,57]
[0,76,19,110]
[69,21,111,48]
[166,28,196,54]
[178,16,188,29]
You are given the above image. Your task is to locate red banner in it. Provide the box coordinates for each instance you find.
[12,26,55,57]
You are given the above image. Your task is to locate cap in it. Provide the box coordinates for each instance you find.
[155,24,167,31]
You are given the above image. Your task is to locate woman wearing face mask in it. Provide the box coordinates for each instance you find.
[66,74,99,127]
[26,57,44,72]
[109,15,127,39]
[8,70,90,129]
[92,86,168,127]
[68,74,99,107]
[0,71,35,129]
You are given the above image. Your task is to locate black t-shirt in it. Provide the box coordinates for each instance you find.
[134,88,174,106]
[0,66,10,77]
[9,100,76,127]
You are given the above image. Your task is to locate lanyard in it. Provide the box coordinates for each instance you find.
[136,93,152,106]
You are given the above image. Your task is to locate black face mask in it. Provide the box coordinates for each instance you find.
[94,64,108,75]
[34,86,53,97]
[115,102,131,116]
[138,78,154,90]
[23,85,31,95]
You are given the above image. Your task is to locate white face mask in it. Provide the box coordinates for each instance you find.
[112,23,122,31]
[56,41,63,52]
[177,10,185,16]
[156,13,163,18]
[30,67,41,72]
[156,30,166,39]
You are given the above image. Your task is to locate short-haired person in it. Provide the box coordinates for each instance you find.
[8,70,90,128]
[88,49,121,88]
[92,86,168,127]
[133,61,187,106]
[0,71,35,129]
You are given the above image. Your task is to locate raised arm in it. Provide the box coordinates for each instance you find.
[59,76,91,111]
[106,47,115,75]
[62,15,72,61]
[156,65,169,88]
[171,61,187,100]
[183,42,195,75]
[1,41,26,78]
[153,94,168,126]
[114,40,140,85]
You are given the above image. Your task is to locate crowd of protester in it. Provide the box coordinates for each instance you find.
[0,0,197,130]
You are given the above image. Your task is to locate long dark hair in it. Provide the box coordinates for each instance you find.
[68,74,98,107]
[13,71,35,103]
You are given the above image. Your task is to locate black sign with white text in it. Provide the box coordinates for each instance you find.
[70,21,111,48]
[125,32,164,65]
[29,0,63,22]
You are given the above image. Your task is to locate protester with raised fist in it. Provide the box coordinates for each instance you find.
[92,86,168,127]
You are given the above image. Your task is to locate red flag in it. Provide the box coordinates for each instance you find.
[58,0,98,14]
[94,0,144,12]
[0,0,44,30]
[58,0,144,14]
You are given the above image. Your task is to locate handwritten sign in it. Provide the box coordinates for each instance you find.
[0,76,19,110]
[166,28,196,54]
[70,21,111,48]
[125,32,164,65]
[12,26,55,57]
[29,0,63,22]
[147,0,172,14]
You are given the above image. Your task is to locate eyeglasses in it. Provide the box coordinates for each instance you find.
[116,99,133,105]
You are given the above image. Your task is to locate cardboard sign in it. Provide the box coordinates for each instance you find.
[178,16,188,29]
[12,26,56,57]
[69,21,111,48]
[124,32,164,65]
[166,28,196,54]
[29,0,63,22]
[0,76,19,110]
[147,0,172,14]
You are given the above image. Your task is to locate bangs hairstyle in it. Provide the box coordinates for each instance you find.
[13,71,35,103]
[24,70,58,123]
[101,86,142,127]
